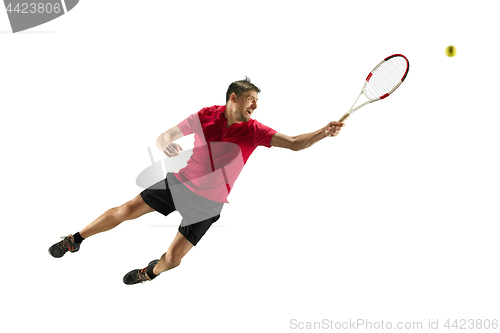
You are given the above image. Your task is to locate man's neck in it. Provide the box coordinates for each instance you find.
[224,106,241,128]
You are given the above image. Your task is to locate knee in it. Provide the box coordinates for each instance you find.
[164,251,182,264]
[114,203,132,220]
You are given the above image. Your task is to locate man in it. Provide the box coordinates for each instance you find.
[48,78,344,285]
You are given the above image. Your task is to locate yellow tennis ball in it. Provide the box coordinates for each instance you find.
[445,45,457,57]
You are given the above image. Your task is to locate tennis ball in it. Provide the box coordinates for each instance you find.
[445,45,457,57]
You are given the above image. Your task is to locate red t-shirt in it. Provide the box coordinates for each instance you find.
[173,105,277,203]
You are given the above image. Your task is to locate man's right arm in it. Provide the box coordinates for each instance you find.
[156,126,184,157]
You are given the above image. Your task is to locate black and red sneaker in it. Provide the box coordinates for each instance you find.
[123,260,160,285]
[48,234,80,258]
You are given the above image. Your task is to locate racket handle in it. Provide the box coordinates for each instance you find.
[338,113,351,123]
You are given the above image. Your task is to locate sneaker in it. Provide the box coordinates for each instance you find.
[48,234,80,258]
[123,260,160,285]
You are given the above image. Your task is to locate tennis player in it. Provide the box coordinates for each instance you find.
[48,78,344,285]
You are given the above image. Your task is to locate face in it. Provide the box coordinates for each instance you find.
[232,90,258,122]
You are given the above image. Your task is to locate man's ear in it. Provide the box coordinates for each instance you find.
[229,93,237,103]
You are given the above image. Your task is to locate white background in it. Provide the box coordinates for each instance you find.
[1,1,499,332]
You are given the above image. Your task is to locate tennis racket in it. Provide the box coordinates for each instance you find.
[336,54,409,124]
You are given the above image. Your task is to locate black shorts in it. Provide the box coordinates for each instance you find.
[140,173,224,246]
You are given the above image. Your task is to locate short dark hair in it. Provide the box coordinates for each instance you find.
[225,77,261,103]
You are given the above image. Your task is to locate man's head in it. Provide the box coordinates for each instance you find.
[225,77,261,103]
[225,77,260,123]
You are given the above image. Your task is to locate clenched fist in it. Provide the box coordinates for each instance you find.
[324,121,345,137]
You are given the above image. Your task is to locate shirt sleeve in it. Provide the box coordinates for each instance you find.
[176,108,205,136]
[253,120,277,148]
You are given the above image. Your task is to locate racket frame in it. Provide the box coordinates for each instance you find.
[337,54,409,123]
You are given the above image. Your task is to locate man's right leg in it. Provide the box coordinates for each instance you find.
[49,194,155,258]
[79,194,155,239]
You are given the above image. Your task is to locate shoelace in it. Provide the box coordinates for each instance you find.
[138,267,151,284]
[57,235,75,251]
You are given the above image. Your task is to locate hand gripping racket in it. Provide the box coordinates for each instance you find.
[337,54,409,124]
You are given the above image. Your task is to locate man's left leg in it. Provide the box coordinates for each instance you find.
[123,231,193,285]
[154,231,194,274]
[123,212,221,285]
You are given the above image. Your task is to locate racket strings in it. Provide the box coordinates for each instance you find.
[370,63,404,95]
[365,57,408,99]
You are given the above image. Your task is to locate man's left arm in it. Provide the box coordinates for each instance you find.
[270,121,344,151]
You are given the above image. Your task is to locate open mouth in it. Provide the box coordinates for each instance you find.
[246,110,252,116]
